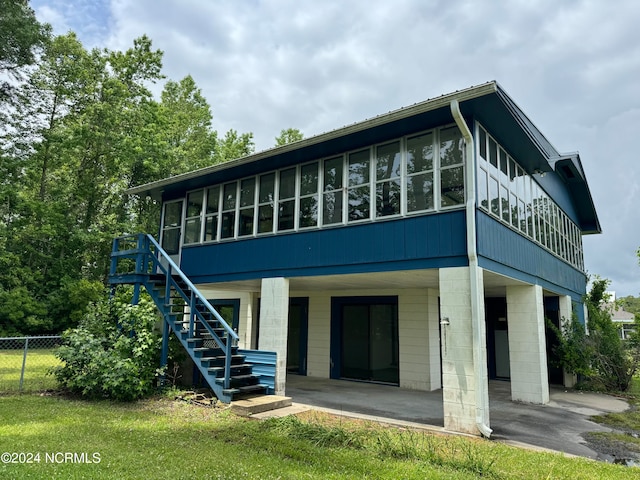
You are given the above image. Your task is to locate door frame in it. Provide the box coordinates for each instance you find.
[329,296,399,384]
[287,297,309,375]
[160,198,186,266]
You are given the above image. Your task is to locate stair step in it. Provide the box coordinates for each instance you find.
[208,364,252,377]
[231,395,291,416]
[200,355,246,367]
[223,384,269,398]
[215,374,260,387]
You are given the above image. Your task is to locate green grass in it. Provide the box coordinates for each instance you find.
[0,394,632,479]
[0,349,60,393]
[589,376,640,459]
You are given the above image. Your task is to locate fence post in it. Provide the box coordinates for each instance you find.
[19,337,29,393]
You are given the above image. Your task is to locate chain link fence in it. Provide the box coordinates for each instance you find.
[0,336,62,393]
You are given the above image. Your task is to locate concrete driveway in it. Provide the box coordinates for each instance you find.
[279,375,629,460]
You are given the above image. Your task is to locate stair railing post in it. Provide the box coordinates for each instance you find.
[189,291,196,338]
[160,319,169,386]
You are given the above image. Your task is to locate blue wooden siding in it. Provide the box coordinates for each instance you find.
[477,211,586,300]
[181,211,468,283]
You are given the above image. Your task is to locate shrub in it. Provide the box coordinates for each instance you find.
[551,278,638,392]
[52,296,164,401]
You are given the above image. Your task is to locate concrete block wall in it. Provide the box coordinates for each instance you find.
[197,288,255,349]
[506,284,549,404]
[258,278,290,395]
[559,294,577,388]
[291,287,439,391]
[439,266,489,435]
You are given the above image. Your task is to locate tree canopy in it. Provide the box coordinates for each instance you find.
[0,0,50,102]
[0,9,258,335]
[275,128,304,146]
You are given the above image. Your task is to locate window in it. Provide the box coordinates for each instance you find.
[278,168,296,231]
[221,182,237,239]
[184,190,203,244]
[204,185,220,241]
[299,162,319,228]
[323,156,343,225]
[406,132,434,212]
[348,149,371,221]
[239,178,256,236]
[439,126,464,207]
[258,173,275,234]
[477,124,583,270]
[375,141,401,217]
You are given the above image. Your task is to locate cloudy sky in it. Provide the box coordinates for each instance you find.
[31,0,640,297]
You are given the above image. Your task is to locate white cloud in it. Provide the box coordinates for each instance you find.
[29,0,640,295]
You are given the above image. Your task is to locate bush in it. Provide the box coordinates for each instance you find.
[52,296,164,401]
[551,278,638,392]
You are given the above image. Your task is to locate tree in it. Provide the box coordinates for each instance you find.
[215,128,254,163]
[551,277,639,392]
[159,75,217,173]
[275,128,304,146]
[0,0,50,102]
[0,33,166,335]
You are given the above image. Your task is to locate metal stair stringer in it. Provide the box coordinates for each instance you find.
[109,234,270,403]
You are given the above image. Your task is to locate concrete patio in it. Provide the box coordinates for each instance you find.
[262,375,630,460]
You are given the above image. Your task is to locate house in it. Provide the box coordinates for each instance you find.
[604,292,637,340]
[117,81,600,437]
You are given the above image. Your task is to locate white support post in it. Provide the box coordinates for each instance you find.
[439,267,489,435]
[507,284,549,404]
[558,295,577,388]
[258,277,290,396]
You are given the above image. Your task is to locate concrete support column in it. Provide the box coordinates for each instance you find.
[559,295,577,388]
[439,267,489,435]
[258,277,289,396]
[507,284,549,404]
[427,288,442,390]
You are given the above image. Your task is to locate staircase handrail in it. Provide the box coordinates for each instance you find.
[111,234,238,389]
[142,234,239,344]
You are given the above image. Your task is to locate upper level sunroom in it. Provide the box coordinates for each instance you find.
[128,81,600,273]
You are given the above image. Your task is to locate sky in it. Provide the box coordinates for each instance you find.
[30,0,640,297]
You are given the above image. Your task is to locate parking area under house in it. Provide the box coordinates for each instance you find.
[252,374,630,460]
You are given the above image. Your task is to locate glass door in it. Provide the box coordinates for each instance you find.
[332,297,399,385]
[287,298,308,375]
[161,200,184,266]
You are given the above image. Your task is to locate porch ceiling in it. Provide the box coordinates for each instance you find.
[196,268,541,296]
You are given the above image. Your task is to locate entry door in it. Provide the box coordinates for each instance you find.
[486,297,510,380]
[161,200,184,266]
[331,297,399,385]
[287,298,308,375]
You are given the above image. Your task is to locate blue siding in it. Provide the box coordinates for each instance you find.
[477,211,586,300]
[181,211,468,283]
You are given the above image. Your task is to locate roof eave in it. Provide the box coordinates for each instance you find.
[126,81,499,197]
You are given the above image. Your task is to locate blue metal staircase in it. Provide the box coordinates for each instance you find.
[108,234,275,403]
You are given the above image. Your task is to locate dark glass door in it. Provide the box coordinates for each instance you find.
[287,298,308,375]
[335,298,399,385]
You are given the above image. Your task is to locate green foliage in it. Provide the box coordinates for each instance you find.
[552,278,639,392]
[0,0,50,100]
[0,22,259,337]
[215,128,255,162]
[52,297,164,401]
[619,295,640,316]
[274,127,304,146]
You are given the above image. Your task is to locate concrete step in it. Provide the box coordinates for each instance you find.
[230,395,292,417]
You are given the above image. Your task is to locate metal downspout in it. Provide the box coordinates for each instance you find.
[450,100,493,438]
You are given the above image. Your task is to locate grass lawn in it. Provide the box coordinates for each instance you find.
[588,377,640,462]
[0,394,633,480]
[0,349,60,393]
